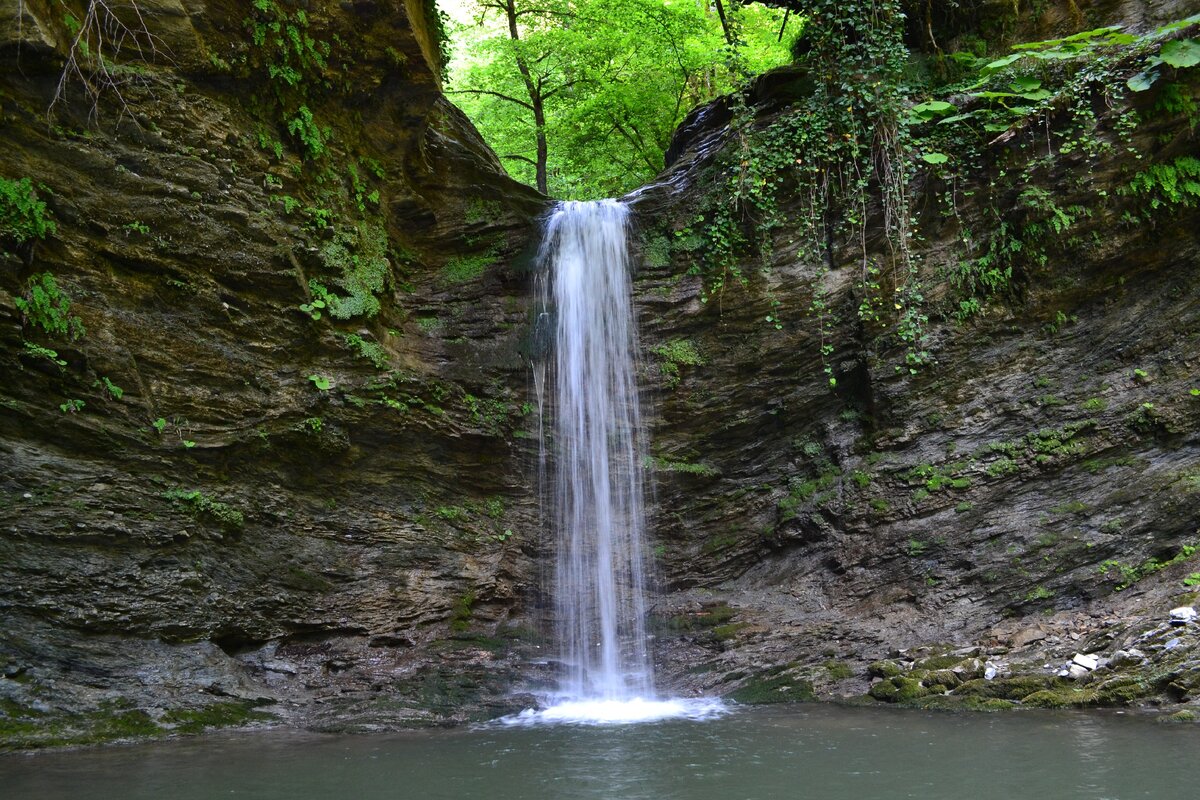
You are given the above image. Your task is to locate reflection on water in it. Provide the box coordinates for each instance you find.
[1,704,1194,800]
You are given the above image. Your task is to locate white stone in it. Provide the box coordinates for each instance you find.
[1067,664,1090,680]
[984,662,998,680]
[1169,606,1197,625]
[1072,653,1099,671]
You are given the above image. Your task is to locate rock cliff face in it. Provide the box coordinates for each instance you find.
[1,0,1199,749]
[631,4,1200,711]
[1,0,549,744]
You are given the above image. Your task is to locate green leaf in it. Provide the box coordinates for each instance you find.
[908,100,957,123]
[981,53,1023,74]
[920,152,949,164]
[1127,70,1159,92]
[1160,38,1200,69]
[937,113,977,125]
[308,374,331,391]
[1029,48,1080,60]
[1155,15,1200,37]
[912,100,956,115]
[1009,76,1042,91]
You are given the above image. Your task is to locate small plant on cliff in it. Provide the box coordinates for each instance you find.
[93,376,123,400]
[59,398,84,414]
[652,338,704,388]
[14,273,85,340]
[163,488,245,530]
[1121,156,1200,212]
[0,177,56,245]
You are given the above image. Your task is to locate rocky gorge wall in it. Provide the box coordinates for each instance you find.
[1,0,550,745]
[632,2,1200,713]
[1,0,1199,750]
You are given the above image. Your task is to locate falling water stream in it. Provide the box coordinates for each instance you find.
[516,200,721,725]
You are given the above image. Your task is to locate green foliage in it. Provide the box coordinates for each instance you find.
[1122,156,1200,211]
[0,177,56,244]
[14,273,85,340]
[645,455,718,478]
[450,590,475,631]
[59,398,84,413]
[652,338,704,388]
[93,376,123,400]
[308,374,331,391]
[246,1,329,87]
[778,465,840,522]
[22,341,67,368]
[1101,543,1198,591]
[313,221,391,318]
[163,488,245,530]
[448,0,790,198]
[286,105,330,160]
[243,1,333,160]
[1025,586,1055,601]
[441,251,496,284]
[343,333,388,369]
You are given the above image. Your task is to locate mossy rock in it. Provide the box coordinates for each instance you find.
[869,676,930,703]
[1159,710,1198,724]
[1021,687,1100,709]
[868,659,904,679]
[1094,676,1152,706]
[726,670,815,704]
[161,701,273,734]
[869,679,901,702]
[927,669,962,689]
[894,677,931,702]
[914,654,967,671]
[953,675,1058,700]
[911,695,1016,712]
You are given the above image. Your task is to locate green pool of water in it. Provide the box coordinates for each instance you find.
[1,704,1194,799]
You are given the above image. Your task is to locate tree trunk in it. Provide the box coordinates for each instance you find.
[504,0,549,194]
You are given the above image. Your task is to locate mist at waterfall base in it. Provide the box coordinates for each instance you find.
[510,200,723,727]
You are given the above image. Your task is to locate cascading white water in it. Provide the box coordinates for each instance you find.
[541,200,653,701]
[509,199,725,727]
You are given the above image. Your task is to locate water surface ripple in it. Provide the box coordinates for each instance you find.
[2,705,1193,800]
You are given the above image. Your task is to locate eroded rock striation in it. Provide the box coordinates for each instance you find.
[2,0,548,745]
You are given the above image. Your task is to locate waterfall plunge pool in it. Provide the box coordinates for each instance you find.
[3,704,1193,799]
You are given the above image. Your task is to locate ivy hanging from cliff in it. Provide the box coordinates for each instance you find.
[686,0,929,383]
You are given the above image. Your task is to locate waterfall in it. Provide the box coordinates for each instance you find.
[537,199,654,702]
[510,199,724,726]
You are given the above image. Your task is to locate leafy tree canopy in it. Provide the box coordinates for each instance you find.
[446,0,793,199]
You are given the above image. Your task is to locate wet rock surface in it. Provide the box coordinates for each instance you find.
[1,0,548,747]
[632,9,1200,716]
